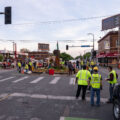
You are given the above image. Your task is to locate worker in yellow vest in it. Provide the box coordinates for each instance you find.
[105,66,118,103]
[80,60,84,69]
[29,61,32,71]
[89,67,102,106]
[25,63,29,73]
[76,65,91,100]
[17,61,21,73]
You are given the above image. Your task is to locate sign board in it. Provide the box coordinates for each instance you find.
[81,45,91,47]
[102,14,120,30]
[104,41,110,49]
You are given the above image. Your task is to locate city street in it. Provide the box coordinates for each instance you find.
[0,67,119,120]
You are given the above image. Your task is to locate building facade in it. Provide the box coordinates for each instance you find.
[97,31,120,67]
[28,43,50,60]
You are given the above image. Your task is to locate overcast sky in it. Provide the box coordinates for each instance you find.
[0,0,120,57]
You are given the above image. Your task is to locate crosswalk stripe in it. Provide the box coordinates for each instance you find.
[69,78,75,85]
[0,77,15,82]
[30,77,44,83]
[50,77,60,84]
[13,76,29,83]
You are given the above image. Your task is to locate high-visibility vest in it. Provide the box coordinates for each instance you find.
[108,70,117,84]
[87,61,89,66]
[18,62,21,67]
[29,62,32,66]
[76,70,91,85]
[81,61,83,65]
[91,74,101,89]
[25,64,28,70]
[91,61,94,66]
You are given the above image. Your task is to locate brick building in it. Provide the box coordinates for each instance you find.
[28,43,50,60]
[97,31,120,67]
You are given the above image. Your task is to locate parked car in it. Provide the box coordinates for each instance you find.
[113,83,120,120]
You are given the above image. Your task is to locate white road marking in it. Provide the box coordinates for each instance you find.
[50,77,60,84]
[12,76,29,83]
[30,77,44,83]
[2,92,107,103]
[69,78,75,85]
[0,77,14,82]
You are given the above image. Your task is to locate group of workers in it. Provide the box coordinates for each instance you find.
[17,61,32,73]
[75,65,118,106]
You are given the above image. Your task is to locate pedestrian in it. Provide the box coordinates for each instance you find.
[25,63,29,73]
[76,60,79,69]
[80,60,84,69]
[17,61,21,73]
[68,62,73,75]
[105,66,118,103]
[89,67,102,106]
[75,65,91,100]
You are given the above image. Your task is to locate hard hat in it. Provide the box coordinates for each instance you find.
[93,67,98,71]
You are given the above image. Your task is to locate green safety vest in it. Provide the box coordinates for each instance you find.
[91,74,101,89]
[76,70,91,85]
[108,70,117,84]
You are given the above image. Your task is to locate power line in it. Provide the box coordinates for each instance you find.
[0,14,113,26]
[0,39,95,43]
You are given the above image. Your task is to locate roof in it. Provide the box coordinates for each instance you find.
[98,31,118,43]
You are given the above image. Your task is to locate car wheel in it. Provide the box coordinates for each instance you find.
[113,100,120,120]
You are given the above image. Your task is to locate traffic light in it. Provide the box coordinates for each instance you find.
[5,7,12,24]
[66,45,69,50]
[92,51,96,57]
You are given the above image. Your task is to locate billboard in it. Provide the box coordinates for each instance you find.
[38,43,49,51]
[102,14,120,30]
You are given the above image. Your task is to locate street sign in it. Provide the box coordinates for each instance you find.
[81,45,91,47]
[102,14,120,30]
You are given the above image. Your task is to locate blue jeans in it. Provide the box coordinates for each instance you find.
[91,88,100,105]
[109,84,115,102]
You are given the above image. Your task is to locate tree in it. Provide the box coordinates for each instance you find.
[83,52,91,59]
[75,55,83,60]
[20,48,30,53]
[0,54,3,62]
[60,52,74,61]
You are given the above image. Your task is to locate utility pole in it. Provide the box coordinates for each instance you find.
[118,17,120,67]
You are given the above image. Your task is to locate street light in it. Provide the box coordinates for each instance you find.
[88,33,95,51]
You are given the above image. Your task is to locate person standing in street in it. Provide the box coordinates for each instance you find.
[80,59,84,69]
[68,62,73,75]
[89,67,102,106]
[75,65,91,100]
[105,66,118,103]
[17,61,21,73]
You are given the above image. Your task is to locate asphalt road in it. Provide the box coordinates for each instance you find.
[0,67,119,120]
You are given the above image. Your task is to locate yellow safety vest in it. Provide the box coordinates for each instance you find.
[91,74,101,89]
[87,61,89,66]
[91,61,94,66]
[108,70,117,84]
[81,61,83,65]
[76,70,91,85]
[25,64,28,70]
[29,62,32,66]
[18,62,21,67]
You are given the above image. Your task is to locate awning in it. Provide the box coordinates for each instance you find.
[97,52,120,58]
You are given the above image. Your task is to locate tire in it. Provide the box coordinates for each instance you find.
[113,99,120,120]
